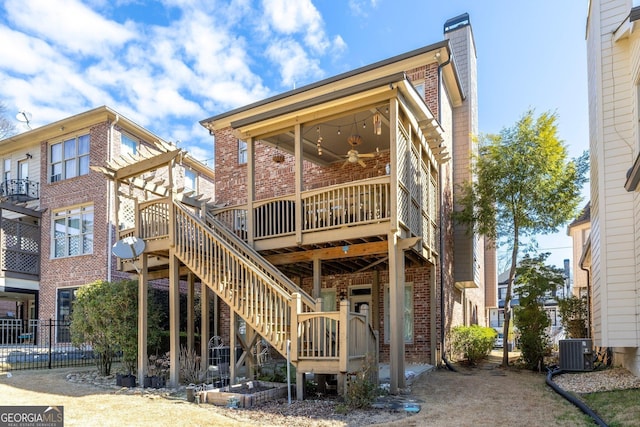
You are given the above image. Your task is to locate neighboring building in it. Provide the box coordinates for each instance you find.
[488,270,564,348]
[586,0,640,376]
[0,106,214,341]
[567,202,590,299]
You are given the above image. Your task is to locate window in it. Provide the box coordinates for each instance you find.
[184,169,197,192]
[50,135,90,182]
[320,289,336,311]
[3,159,10,182]
[57,287,78,342]
[53,205,94,258]
[413,82,425,101]
[384,283,414,344]
[238,139,247,164]
[121,134,138,156]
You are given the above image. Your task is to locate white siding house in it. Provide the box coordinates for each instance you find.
[586,0,640,376]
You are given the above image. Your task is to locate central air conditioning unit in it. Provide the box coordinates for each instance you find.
[559,339,593,371]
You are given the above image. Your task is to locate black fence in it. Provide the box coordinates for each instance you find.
[0,319,121,371]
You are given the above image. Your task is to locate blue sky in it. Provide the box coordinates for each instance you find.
[0,0,589,271]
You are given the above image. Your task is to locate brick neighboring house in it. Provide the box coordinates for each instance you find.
[586,0,640,376]
[0,106,214,341]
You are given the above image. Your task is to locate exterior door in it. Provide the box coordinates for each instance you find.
[349,285,373,326]
[18,160,28,195]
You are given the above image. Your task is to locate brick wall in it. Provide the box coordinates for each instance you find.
[38,122,111,321]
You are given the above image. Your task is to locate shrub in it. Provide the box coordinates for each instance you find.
[558,296,588,338]
[179,346,204,384]
[70,279,162,376]
[449,325,496,365]
[344,355,378,409]
[514,304,550,370]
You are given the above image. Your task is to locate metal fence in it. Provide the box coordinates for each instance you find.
[0,318,121,371]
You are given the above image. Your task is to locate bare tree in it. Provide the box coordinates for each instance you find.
[0,103,17,140]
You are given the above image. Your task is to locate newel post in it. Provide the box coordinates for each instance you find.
[338,299,349,396]
[290,293,301,363]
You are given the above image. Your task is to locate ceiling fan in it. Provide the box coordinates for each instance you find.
[341,134,379,168]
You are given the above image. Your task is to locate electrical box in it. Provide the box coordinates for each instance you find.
[559,339,593,371]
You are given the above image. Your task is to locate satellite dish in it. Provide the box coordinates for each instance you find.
[16,111,32,129]
[112,236,145,259]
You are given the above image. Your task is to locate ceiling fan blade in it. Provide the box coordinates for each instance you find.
[358,160,366,168]
[359,153,376,158]
[341,160,349,168]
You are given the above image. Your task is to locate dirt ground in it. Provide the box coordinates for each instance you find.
[0,357,594,427]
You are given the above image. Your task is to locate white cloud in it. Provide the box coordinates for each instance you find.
[266,39,323,88]
[0,0,347,159]
[348,0,380,17]
[4,0,136,56]
[262,0,330,52]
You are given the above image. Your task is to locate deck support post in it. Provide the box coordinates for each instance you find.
[187,272,195,351]
[201,282,210,368]
[388,233,405,393]
[169,250,180,387]
[137,254,148,384]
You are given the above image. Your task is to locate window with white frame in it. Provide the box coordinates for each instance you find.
[3,159,10,182]
[384,283,414,344]
[184,169,197,192]
[53,204,94,258]
[238,139,247,164]
[50,135,90,182]
[121,133,138,156]
[413,81,425,101]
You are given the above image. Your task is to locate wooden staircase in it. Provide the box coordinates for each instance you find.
[172,199,378,390]
[95,144,378,397]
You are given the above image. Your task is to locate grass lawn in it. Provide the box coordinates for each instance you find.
[580,388,640,427]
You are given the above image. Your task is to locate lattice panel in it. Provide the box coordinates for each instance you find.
[410,147,419,201]
[430,176,437,222]
[398,187,409,227]
[410,200,421,235]
[1,251,39,274]
[1,219,39,253]
[119,197,135,230]
[397,125,408,186]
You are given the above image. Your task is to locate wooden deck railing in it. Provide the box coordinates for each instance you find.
[116,196,378,377]
[211,176,391,242]
[175,202,376,374]
[139,199,170,241]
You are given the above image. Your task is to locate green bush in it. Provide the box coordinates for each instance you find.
[344,355,378,409]
[558,296,588,338]
[514,304,551,370]
[450,325,496,365]
[70,279,162,376]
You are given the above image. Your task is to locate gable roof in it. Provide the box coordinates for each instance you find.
[201,39,464,132]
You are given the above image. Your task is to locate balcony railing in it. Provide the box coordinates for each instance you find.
[0,179,39,202]
[212,176,391,242]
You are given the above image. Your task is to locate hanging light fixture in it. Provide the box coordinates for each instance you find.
[272,141,285,163]
[317,126,323,155]
[373,113,382,135]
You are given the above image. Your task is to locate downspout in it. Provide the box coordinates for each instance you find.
[436,51,456,371]
[107,114,120,282]
[580,263,591,339]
